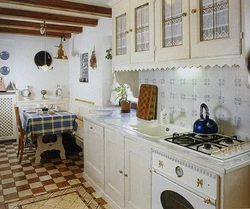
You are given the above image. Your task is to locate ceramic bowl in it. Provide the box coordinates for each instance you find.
[95,108,114,116]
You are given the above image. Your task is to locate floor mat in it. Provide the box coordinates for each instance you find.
[6,185,112,209]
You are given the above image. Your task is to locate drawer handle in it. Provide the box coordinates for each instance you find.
[197,178,203,188]
[158,160,164,168]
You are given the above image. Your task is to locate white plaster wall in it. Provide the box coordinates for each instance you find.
[68,17,112,106]
[0,34,70,100]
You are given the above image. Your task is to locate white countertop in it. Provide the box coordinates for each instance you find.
[83,110,250,175]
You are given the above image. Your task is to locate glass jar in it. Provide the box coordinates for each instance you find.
[55,85,62,99]
[21,86,31,100]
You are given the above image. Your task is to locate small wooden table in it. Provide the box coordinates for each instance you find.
[22,110,77,163]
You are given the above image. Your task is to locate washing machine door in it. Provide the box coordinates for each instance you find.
[161,190,194,209]
[152,172,216,209]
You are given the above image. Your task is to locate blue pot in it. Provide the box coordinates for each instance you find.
[193,103,218,135]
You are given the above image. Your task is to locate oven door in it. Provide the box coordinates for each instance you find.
[152,172,216,209]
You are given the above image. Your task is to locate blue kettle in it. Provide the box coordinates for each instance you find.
[193,103,218,135]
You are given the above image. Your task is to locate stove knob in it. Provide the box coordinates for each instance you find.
[237,144,243,151]
[224,147,231,155]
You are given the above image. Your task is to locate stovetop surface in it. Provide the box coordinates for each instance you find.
[163,133,244,156]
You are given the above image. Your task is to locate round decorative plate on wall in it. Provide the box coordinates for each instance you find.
[0,66,10,75]
[0,51,10,60]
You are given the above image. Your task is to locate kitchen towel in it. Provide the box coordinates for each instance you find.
[136,84,158,120]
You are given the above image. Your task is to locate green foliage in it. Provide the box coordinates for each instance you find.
[114,83,129,101]
[105,48,112,60]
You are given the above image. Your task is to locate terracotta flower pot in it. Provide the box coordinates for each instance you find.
[120,101,131,113]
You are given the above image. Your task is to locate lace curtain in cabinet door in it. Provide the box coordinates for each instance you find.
[116,14,127,55]
[164,0,183,47]
[200,0,229,41]
[135,3,150,52]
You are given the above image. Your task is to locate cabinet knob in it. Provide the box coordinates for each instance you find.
[129,29,133,32]
[90,127,93,129]
[182,12,187,17]
[191,9,197,14]
[125,31,129,34]
[119,170,123,174]
[124,174,128,177]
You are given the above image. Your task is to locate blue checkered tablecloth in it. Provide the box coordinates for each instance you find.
[22,111,78,137]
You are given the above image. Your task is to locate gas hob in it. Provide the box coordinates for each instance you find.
[163,133,250,160]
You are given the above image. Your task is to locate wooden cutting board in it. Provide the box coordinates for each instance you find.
[136,84,158,120]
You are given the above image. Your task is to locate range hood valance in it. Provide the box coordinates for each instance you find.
[112,57,244,72]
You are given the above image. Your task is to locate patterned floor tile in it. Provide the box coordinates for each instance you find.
[0,142,112,209]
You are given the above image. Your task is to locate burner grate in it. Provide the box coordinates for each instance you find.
[163,132,244,156]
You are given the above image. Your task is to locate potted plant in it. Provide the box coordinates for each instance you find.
[114,83,131,113]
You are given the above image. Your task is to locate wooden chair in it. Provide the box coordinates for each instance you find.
[14,106,36,163]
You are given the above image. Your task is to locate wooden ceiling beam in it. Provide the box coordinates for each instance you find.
[0,7,98,26]
[0,27,72,38]
[0,19,83,33]
[0,0,112,18]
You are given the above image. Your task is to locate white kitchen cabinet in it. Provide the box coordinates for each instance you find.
[155,0,190,61]
[155,0,241,62]
[111,0,155,66]
[0,92,17,141]
[105,128,151,209]
[105,128,125,208]
[84,120,105,189]
[190,0,241,59]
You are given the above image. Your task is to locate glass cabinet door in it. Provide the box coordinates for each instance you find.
[130,0,155,64]
[135,3,150,52]
[200,0,229,42]
[191,0,241,58]
[155,0,189,62]
[112,0,130,65]
[116,13,127,56]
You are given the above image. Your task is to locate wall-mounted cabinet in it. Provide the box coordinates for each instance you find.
[111,0,243,70]
[155,0,190,61]
[112,0,155,66]
[156,0,241,62]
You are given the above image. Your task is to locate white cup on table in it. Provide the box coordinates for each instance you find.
[55,106,61,111]
[36,109,43,115]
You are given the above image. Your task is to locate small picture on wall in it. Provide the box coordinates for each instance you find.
[79,53,89,83]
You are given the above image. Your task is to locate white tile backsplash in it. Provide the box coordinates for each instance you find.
[139,66,250,139]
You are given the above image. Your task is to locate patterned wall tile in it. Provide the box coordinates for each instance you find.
[139,66,250,139]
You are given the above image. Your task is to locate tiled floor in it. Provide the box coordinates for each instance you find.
[0,142,111,209]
